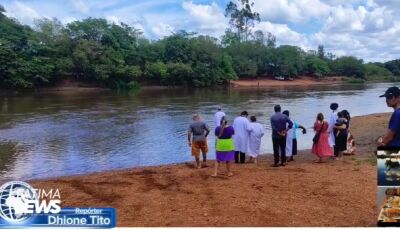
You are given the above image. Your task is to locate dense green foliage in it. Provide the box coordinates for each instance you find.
[0,2,399,89]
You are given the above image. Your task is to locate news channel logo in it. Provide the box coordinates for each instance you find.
[0,181,116,228]
[0,181,38,223]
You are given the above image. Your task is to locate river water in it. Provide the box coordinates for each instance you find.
[0,83,395,180]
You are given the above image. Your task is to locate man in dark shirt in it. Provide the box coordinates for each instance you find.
[270,105,293,167]
[378,87,400,147]
[188,114,210,168]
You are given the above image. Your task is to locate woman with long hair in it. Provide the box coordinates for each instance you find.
[312,113,333,163]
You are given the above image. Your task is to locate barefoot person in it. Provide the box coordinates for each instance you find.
[212,117,235,177]
[282,110,306,162]
[270,105,293,167]
[188,114,210,168]
[233,111,250,164]
[378,86,400,147]
[312,113,333,163]
[247,116,265,164]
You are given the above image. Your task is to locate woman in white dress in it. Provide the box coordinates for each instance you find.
[247,116,264,164]
[282,110,306,162]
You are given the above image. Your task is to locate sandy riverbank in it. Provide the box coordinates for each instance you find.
[230,76,345,88]
[30,112,390,226]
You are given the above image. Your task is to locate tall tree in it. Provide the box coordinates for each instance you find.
[225,0,260,42]
[317,45,325,59]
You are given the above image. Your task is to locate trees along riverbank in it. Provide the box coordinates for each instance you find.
[1,1,400,91]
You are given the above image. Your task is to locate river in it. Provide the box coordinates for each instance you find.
[0,83,395,180]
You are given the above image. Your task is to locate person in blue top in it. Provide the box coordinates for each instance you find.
[378,86,400,147]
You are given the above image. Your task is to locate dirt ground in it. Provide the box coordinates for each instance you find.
[31,113,390,227]
[230,76,344,88]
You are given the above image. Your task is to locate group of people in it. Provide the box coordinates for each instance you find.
[187,103,359,177]
[312,103,355,163]
[187,85,400,177]
[188,108,266,176]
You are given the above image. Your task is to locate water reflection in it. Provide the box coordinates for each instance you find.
[0,83,395,180]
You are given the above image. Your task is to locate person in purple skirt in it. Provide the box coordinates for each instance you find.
[212,116,235,177]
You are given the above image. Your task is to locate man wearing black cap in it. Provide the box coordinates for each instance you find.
[378,86,400,147]
[270,105,293,167]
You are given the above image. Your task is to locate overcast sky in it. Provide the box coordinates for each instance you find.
[2,0,400,62]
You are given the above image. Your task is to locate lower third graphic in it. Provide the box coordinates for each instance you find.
[0,181,116,228]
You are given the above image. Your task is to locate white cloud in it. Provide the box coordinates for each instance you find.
[61,16,78,24]
[69,0,90,14]
[151,23,175,38]
[252,0,330,24]
[322,5,394,33]
[320,0,363,6]
[372,0,400,8]
[323,5,366,32]
[5,1,40,25]
[181,1,227,37]
[254,21,308,48]
[105,15,121,25]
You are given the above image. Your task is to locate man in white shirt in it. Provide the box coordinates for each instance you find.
[214,106,226,127]
[233,111,250,163]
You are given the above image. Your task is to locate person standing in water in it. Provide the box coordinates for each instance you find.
[233,111,250,164]
[212,117,235,177]
[247,116,265,164]
[282,110,306,162]
[214,106,226,127]
[188,114,210,169]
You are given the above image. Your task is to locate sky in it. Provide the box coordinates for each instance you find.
[1,0,400,62]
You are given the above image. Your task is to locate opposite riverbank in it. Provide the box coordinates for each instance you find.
[230,76,345,88]
[29,112,390,226]
[2,76,397,93]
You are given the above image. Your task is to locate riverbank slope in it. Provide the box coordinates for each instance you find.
[30,113,389,226]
